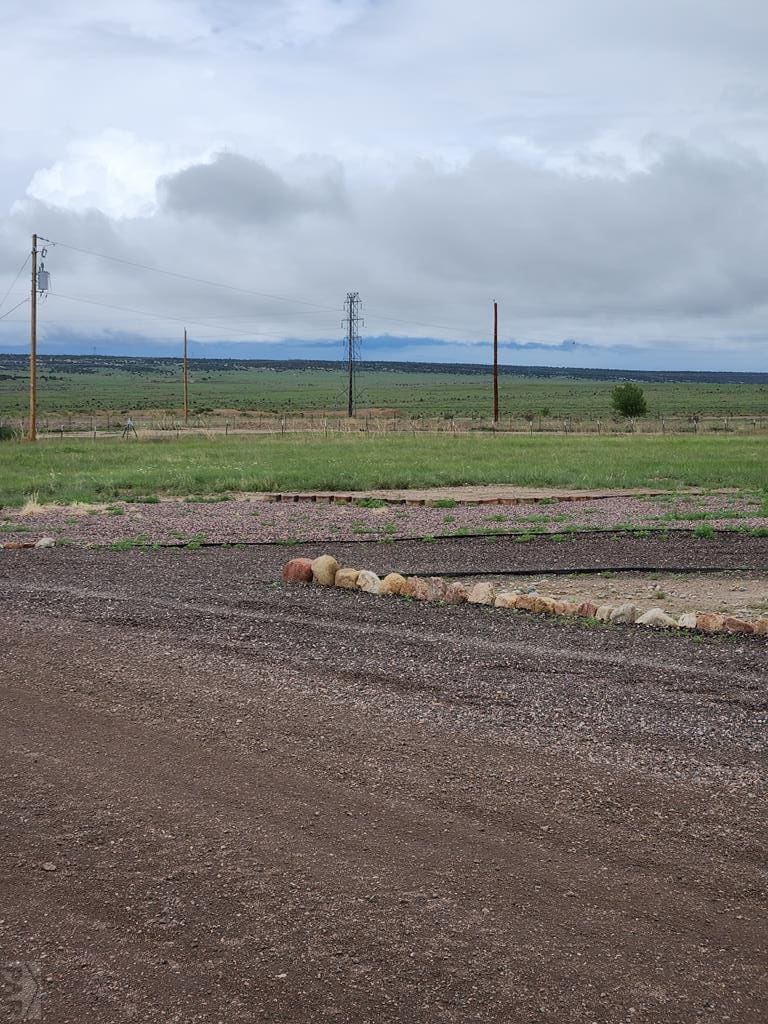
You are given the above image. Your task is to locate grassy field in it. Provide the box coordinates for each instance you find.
[0,434,765,506]
[2,358,768,419]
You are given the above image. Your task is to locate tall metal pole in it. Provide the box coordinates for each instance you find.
[183,328,189,424]
[346,297,354,418]
[492,300,499,425]
[28,234,38,442]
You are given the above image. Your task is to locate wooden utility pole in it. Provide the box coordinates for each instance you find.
[183,328,189,424]
[492,300,499,425]
[28,234,38,441]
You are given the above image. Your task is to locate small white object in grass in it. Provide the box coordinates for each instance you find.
[35,537,55,549]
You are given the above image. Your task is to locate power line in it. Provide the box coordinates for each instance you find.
[0,253,31,313]
[47,291,339,339]
[40,237,493,336]
[364,310,485,335]
[41,239,342,314]
[0,298,28,322]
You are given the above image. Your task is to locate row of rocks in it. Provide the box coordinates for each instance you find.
[0,536,56,550]
[284,555,768,636]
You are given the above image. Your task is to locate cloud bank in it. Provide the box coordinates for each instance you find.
[1,1,767,370]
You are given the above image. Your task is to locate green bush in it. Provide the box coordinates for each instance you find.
[611,383,648,418]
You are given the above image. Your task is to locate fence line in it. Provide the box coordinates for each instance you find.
[3,411,768,440]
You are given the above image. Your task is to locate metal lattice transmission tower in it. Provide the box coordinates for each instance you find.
[342,291,364,417]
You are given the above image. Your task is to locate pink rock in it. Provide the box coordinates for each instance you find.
[281,557,314,583]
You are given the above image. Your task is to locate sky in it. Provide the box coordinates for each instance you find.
[1,0,768,371]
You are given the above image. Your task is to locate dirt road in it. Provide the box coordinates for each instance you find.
[1,543,766,1023]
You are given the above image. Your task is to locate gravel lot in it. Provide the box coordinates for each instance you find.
[2,492,766,547]
[1,540,766,1023]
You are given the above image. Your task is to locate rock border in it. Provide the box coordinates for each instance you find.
[279,556,768,638]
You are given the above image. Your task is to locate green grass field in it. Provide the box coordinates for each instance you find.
[2,359,768,419]
[0,434,764,506]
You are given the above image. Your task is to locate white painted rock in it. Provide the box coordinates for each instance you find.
[34,537,55,549]
[357,570,382,595]
[610,603,641,624]
[311,554,339,586]
[636,608,678,628]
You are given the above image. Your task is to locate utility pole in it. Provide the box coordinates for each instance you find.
[342,292,363,418]
[28,234,38,442]
[492,300,499,425]
[183,328,189,424]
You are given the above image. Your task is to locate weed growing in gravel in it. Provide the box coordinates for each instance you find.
[354,498,388,508]
[693,523,716,539]
[430,498,457,508]
[185,532,208,550]
[109,535,152,551]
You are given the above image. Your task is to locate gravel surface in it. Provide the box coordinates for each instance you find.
[2,492,766,547]
[1,544,766,1022]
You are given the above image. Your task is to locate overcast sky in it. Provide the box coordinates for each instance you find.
[1,0,767,369]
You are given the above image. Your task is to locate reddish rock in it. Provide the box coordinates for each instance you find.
[281,557,314,583]
[695,612,726,633]
[753,618,768,636]
[557,601,581,616]
[575,601,599,618]
[444,582,468,605]
[721,616,755,635]
[401,577,429,600]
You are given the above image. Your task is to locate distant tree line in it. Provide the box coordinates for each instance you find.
[1,352,766,385]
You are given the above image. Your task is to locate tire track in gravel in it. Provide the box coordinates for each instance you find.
[3,577,764,703]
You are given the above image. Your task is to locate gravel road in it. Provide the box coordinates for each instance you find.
[0,543,766,1023]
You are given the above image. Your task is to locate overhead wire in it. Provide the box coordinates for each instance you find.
[47,291,341,340]
[0,298,29,322]
[41,237,492,338]
[41,239,342,314]
[0,253,31,313]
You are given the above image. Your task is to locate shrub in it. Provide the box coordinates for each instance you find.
[611,383,648,418]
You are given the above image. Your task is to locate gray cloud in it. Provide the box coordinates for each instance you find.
[158,152,347,223]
